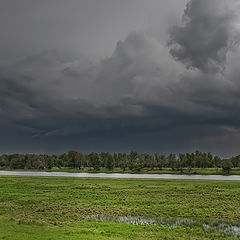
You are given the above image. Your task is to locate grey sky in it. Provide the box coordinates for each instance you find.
[1,0,240,157]
[0,0,186,65]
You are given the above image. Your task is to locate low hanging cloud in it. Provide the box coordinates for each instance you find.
[1,0,240,156]
[168,0,240,72]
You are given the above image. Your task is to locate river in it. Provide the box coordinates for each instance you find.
[0,170,240,180]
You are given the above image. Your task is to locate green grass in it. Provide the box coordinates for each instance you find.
[0,219,235,240]
[0,176,239,239]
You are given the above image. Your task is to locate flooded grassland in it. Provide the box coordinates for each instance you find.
[0,176,239,239]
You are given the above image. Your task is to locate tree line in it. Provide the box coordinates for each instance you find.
[0,150,239,174]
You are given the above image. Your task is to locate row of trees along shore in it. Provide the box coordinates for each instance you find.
[0,151,239,174]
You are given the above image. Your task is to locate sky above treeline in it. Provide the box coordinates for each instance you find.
[1,0,240,157]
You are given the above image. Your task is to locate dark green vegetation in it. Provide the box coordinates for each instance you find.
[10,166,240,176]
[1,150,240,175]
[0,176,240,239]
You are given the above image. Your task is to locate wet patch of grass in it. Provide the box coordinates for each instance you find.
[0,176,239,239]
[86,215,240,237]
[0,217,237,240]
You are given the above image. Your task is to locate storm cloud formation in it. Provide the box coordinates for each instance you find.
[1,0,240,156]
[168,0,240,72]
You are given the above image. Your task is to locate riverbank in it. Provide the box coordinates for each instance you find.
[1,167,240,175]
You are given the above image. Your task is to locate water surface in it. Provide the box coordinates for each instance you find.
[86,215,240,238]
[0,170,240,180]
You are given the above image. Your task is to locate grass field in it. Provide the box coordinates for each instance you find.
[0,176,239,239]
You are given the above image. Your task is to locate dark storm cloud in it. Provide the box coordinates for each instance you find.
[168,0,240,72]
[1,0,240,156]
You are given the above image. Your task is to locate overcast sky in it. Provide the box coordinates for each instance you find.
[1,0,240,156]
[0,0,187,66]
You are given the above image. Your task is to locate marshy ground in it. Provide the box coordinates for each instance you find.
[0,176,239,239]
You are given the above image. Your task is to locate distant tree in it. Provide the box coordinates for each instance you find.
[178,154,187,173]
[168,154,177,171]
[231,156,240,168]
[105,153,115,170]
[88,152,101,171]
[128,151,143,172]
[75,152,85,169]
[222,160,233,174]
[185,153,194,172]
[144,154,155,170]
[67,150,78,168]
[200,152,210,168]
[155,154,166,170]
[9,154,25,169]
[0,157,6,168]
[207,152,214,168]
[45,156,54,169]
[119,154,128,171]
[55,155,64,168]
[128,151,138,171]
[99,152,107,167]
[9,157,21,169]
[113,153,119,168]
[213,156,221,168]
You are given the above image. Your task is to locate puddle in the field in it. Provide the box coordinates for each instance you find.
[86,215,240,238]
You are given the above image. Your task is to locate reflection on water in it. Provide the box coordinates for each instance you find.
[86,215,240,238]
[1,170,240,180]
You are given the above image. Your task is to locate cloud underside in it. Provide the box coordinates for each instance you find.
[1,0,240,156]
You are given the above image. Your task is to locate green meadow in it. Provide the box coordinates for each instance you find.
[0,176,239,239]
